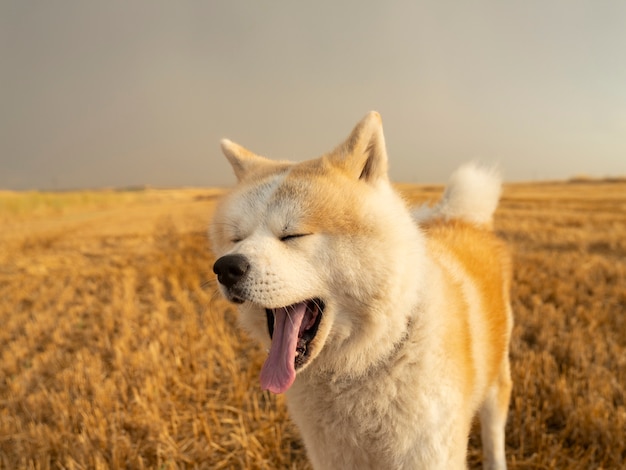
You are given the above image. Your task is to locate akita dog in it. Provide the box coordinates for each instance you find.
[210,112,513,469]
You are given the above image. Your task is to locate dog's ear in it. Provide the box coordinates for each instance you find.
[328,111,389,183]
[220,139,278,182]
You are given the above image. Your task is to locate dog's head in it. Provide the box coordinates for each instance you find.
[210,112,417,393]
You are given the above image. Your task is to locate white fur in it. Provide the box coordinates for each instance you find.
[413,163,501,226]
[210,113,512,469]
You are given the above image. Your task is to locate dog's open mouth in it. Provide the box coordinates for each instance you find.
[260,299,324,394]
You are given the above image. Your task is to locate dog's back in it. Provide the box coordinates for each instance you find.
[415,164,513,470]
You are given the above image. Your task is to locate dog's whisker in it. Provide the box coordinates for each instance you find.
[285,305,295,328]
[311,299,324,313]
[200,278,216,290]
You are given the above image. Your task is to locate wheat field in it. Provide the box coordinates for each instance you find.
[0,180,624,469]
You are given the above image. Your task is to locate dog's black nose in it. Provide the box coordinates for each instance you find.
[213,254,250,288]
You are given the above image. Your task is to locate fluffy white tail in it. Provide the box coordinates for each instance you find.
[413,163,502,226]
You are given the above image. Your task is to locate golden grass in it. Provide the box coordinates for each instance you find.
[0,181,624,469]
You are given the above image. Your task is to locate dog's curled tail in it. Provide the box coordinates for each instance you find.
[413,163,502,227]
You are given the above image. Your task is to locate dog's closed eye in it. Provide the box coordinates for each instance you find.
[280,233,310,242]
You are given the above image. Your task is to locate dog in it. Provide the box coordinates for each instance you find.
[210,112,512,469]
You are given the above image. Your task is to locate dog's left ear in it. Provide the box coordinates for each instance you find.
[328,111,389,183]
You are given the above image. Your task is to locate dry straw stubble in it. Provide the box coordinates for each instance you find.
[0,181,625,469]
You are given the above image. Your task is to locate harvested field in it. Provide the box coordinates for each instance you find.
[0,181,624,469]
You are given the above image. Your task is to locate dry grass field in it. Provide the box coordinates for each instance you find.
[0,180,624,469]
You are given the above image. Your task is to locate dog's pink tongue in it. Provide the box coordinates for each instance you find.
[260,303,306,394]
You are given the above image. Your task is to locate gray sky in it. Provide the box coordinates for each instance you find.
[2,1,625,190]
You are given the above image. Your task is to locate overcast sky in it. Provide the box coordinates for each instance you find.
[1,1,625,190]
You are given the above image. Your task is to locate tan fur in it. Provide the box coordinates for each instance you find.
[425,219,513,388]
[423,219,513,470]
[210,112,513,469]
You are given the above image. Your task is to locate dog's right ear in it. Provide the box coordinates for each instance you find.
[327,111,389,184]
[220,139,277,182]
